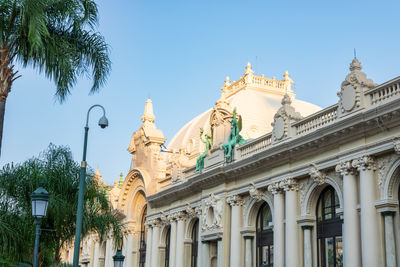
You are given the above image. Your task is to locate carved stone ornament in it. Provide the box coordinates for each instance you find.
[186,203,197,218]
[309,163,326,185]
[393,137,400,155]
[376,155,398,198]
[335,161,355,175]
[271,94,302,141]
[279,178,299,191]
[160,212,169,225]
[338,58,376,114]
[352,155,377,171]
[267,182,282,195]
[202,194,223,232]
[249,183,264,201]
[226,194,244,206]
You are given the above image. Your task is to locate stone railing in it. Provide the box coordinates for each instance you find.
[224,75,291,98]
[252,76,287,90]
[237,133,272,159]
[293,104,338,136]
[366,77,400,106]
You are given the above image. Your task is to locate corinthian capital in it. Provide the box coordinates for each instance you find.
[352,155,376,171]
[226,195,244,206]
[309,163,326,185]
[267,182,282,195]
[279,178,299,191]
[335,161,355,175]
[176,210,188,221]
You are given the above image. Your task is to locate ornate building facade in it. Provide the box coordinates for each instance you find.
[64,59,400,267]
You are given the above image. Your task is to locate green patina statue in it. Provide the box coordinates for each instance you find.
[195,127,213,172]
[222,107,246,159]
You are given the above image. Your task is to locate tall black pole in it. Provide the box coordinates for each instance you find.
[72,126,89,267]
[33,219,42,267]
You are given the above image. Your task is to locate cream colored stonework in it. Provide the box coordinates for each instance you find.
[63,60,400,267]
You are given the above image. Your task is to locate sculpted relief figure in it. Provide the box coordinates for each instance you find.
[195,128,213,172]
[222,107,246,159]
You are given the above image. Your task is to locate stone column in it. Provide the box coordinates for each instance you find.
[176,211,187,267]
[125,230,134,267]
[383,211,397,267]
[352,155,379,267]
[202,241,210,267]
[217,238,223,267]
[227,195,244,267]
[336,161,361,267]
[197,212,203,267]
[244,236,253,267]
[151,220,161,267]
[169,215,178,267]
[281,178,299,267]
[268,183,285,267]
[105,238,113,267]
[302,226,313,267]
[145,224,153,267]
[92,239,100,267]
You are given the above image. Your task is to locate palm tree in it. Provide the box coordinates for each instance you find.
[0,0,111,155]
[0,144,123,266]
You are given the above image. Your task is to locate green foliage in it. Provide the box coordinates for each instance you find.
[0,0,111,101]
[0,144,124,266]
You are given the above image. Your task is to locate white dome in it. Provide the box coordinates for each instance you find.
[167,89,321,154]
[167,65,321,155]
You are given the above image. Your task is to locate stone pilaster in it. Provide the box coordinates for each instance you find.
[335,160,361,267]
[227,195,244,267]
[301,225,313,267]
[281,178,299,267]
[352,155,380,267]
[175,211,188,267]
[382,211,397,267]
[150,219,161,267]
[168,214,178,267]
[268,182,284,267]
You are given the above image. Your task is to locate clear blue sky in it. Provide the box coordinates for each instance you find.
[1,0,399,185]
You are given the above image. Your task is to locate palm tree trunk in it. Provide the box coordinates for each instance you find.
[0,47,20,157]
[0,97,5,157]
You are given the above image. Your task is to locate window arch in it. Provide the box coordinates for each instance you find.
[316,186,343,267]
[165,227,171,267]
[256,202,273,267]
[139,205,147,267]
[191,219,199,267]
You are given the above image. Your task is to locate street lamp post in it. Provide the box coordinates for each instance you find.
[31,183,50,267]
[72,105,109,267]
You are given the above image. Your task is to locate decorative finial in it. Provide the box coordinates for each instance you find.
[119,173,123,188]
[95,169,100,175]
[141,98,156,123]
[349,58,362,72]
[225,76,231,86]
[354,48,357,59]
[244,62,254,76]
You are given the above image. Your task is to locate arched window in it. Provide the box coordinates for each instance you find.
[139,205,147,267]
[191,220,199,267]
[165,227,171,267]
[316,186,343,267]
[256,202,273,267]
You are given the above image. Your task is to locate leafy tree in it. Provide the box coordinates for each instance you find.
[0,144,123,266]
[0,0,111,154]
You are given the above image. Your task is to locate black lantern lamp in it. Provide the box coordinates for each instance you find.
[113,249,125,267]
[31,183,50,219]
